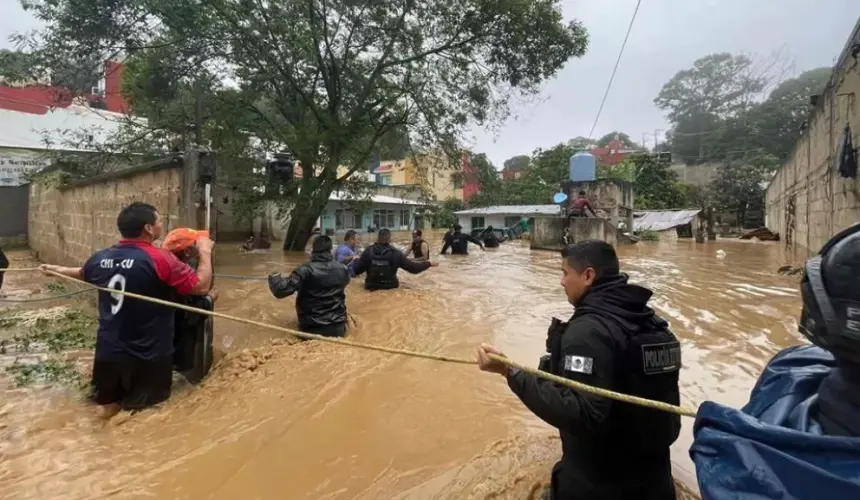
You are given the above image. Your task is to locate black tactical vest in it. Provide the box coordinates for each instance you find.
[411,239,426,259]
[540,313,682,452]
[368,245,397,287]
[450,233,469,254]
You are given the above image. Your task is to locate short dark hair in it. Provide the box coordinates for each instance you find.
[413,229,422,236]
[453,223,462,231]
[313,235,333,253]
[561,240,619,279]
[344,230,357,241]
[578,190,586,196]
[117,202,158,238]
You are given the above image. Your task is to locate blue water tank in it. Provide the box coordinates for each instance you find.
[569,152,596,182]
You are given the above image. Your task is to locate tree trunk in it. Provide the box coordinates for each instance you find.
[283,213,317,251]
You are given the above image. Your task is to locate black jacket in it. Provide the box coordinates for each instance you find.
[441,231,483,255]
[268,252,351,329]
[507,275,680,500]
[352,242,431,290]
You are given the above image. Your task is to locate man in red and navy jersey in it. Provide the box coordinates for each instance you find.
[41,202,214,414]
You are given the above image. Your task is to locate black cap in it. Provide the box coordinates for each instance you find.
[799,223,860,366]
[453,224,462,231]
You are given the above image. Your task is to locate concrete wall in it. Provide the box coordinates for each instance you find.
[765,19,860,256]
[530,216,632,251]
[568,178,634,228]
[28,159,183,266]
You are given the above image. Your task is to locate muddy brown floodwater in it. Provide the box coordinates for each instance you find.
[0,232,806,499]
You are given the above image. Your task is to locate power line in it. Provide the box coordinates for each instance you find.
[587,0,642,140]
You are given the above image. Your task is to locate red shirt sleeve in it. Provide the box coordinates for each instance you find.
[149,248,200,296]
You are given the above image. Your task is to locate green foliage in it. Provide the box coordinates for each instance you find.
[502,155,530,171]
[637,230,660,241]
[429,197,465,228]
[21,0,589,250]
[656,52,831,164]
[597,162,635,182]
[466,153,505,207]
[627,154,684,210]
[709,151,777,227]
[0,48,101,93]
[595,131,640,149]
[0,307,96,389]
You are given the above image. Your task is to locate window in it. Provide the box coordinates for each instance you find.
[400,209,410,228]
[452,173,464,189]
[471,216,485,229]
[380,175,393,186]
[335,209,362,230]
[373,209,396,228]
[504,216,521,228]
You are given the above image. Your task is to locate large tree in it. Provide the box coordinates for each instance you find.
[749,67,831,160]
[595,131,640,149]
[627,154,684,210]
[502,154,530,171]
[21,0,588,249]
[466,152,505,207]
[709,151,778,227]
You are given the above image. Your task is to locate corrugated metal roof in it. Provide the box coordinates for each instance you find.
[455,204,561,216]
[329,191,423,206]
[633,209,701,232]
[0,105,127,151]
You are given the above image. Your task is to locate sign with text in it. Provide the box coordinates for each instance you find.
[0,151,52,187]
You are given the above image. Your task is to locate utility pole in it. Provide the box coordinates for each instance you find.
[653,129,664,152]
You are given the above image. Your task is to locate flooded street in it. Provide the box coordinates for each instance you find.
[0,233,805,499]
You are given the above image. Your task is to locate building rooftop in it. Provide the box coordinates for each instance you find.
[0,105,127,151]
[633,209,701,232]
[455,204,561,216]
[329,190,424,206]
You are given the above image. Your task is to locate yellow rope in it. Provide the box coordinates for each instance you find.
[35,269,699,418]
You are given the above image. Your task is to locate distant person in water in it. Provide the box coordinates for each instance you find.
[352,228,437,291]
[441,224,484,255]
[334,230,361,266]
[405,229,430,262]
[569,191,597,218]
[0,246,8,292]
[481,226,504,248]
[268,235,351,338]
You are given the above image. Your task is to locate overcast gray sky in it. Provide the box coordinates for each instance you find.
[2,0,858,166]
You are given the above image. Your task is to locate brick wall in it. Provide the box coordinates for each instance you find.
[28,161,181,266]
[765,19,860,258]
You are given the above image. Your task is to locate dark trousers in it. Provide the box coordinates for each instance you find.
[301,323,346,338]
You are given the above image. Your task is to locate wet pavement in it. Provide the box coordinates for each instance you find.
[0,233,805,499]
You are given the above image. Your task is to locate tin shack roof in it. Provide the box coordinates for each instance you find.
[455,204,561,216]
[633,209,701,232]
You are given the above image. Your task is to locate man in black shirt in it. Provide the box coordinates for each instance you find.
[441,224,484,255]
[352,229,437,290]
[477,240,681,500]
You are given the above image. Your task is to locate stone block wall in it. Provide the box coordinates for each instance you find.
[765,20,860,257]
[29,162,181,266]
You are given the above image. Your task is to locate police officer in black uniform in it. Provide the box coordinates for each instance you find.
[797,223,860,436]
[477,240,681,500]
[352,228,437,291]
[441,224,484,255]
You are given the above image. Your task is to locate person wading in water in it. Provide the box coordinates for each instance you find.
[162,228,219,384]
[405,229,430,262]
[352,228,437,290]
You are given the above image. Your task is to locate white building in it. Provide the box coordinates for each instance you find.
[454,204,560,233]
